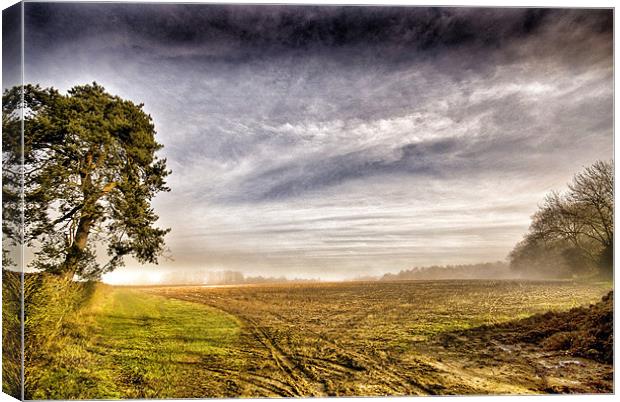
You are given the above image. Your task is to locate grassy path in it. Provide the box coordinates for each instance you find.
[90,288,243,398]
[30,287,243,399]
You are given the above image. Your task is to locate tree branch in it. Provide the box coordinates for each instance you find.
[51,203,84,226]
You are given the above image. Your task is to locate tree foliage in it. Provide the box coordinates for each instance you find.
[2,83,171,279]
[510,161,613,278]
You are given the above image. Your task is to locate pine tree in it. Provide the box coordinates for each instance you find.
[2,83,171,279]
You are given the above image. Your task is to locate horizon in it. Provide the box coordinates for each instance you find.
[5,4,613,283]
[99,260,511,285]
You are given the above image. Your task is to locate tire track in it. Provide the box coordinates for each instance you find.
[160,291,330,396]
[199,366,297,397]
[151,289,431,396]
[265,309,432,395]
[244,317,326,396]
[217,298,429,395]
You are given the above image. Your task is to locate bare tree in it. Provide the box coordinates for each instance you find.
[510,161,613,278]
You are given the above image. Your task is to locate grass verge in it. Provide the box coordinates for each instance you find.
[26,285,242,399]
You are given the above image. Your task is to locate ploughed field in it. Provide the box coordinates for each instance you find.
[141,280,612,397]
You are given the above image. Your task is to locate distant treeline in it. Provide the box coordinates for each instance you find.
[163,270,319,286]
[380,261,513,281]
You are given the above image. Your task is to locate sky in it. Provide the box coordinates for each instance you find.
[6,3,614,282]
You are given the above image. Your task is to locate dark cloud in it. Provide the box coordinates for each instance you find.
[24,4,611,64]
[2,2,22,90]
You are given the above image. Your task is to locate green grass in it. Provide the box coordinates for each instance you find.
[28,287,242,399]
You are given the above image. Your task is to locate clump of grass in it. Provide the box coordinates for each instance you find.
[2,269,22,399]
[22,273,118,400]
[4,270,100,399]
[24,273,95,350]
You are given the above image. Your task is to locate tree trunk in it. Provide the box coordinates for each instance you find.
[60,215,93,278]
[62,157,96,278]
[598,241,613,279]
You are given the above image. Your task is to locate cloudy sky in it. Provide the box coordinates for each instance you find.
[12,3,614,282]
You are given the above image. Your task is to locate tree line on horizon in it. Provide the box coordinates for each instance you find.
[147,269,320,286]
[380,261,511,281]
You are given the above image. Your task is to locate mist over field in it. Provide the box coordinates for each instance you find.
[14,4,613,282]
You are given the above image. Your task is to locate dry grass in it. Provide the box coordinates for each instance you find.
[2,270,22,399]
